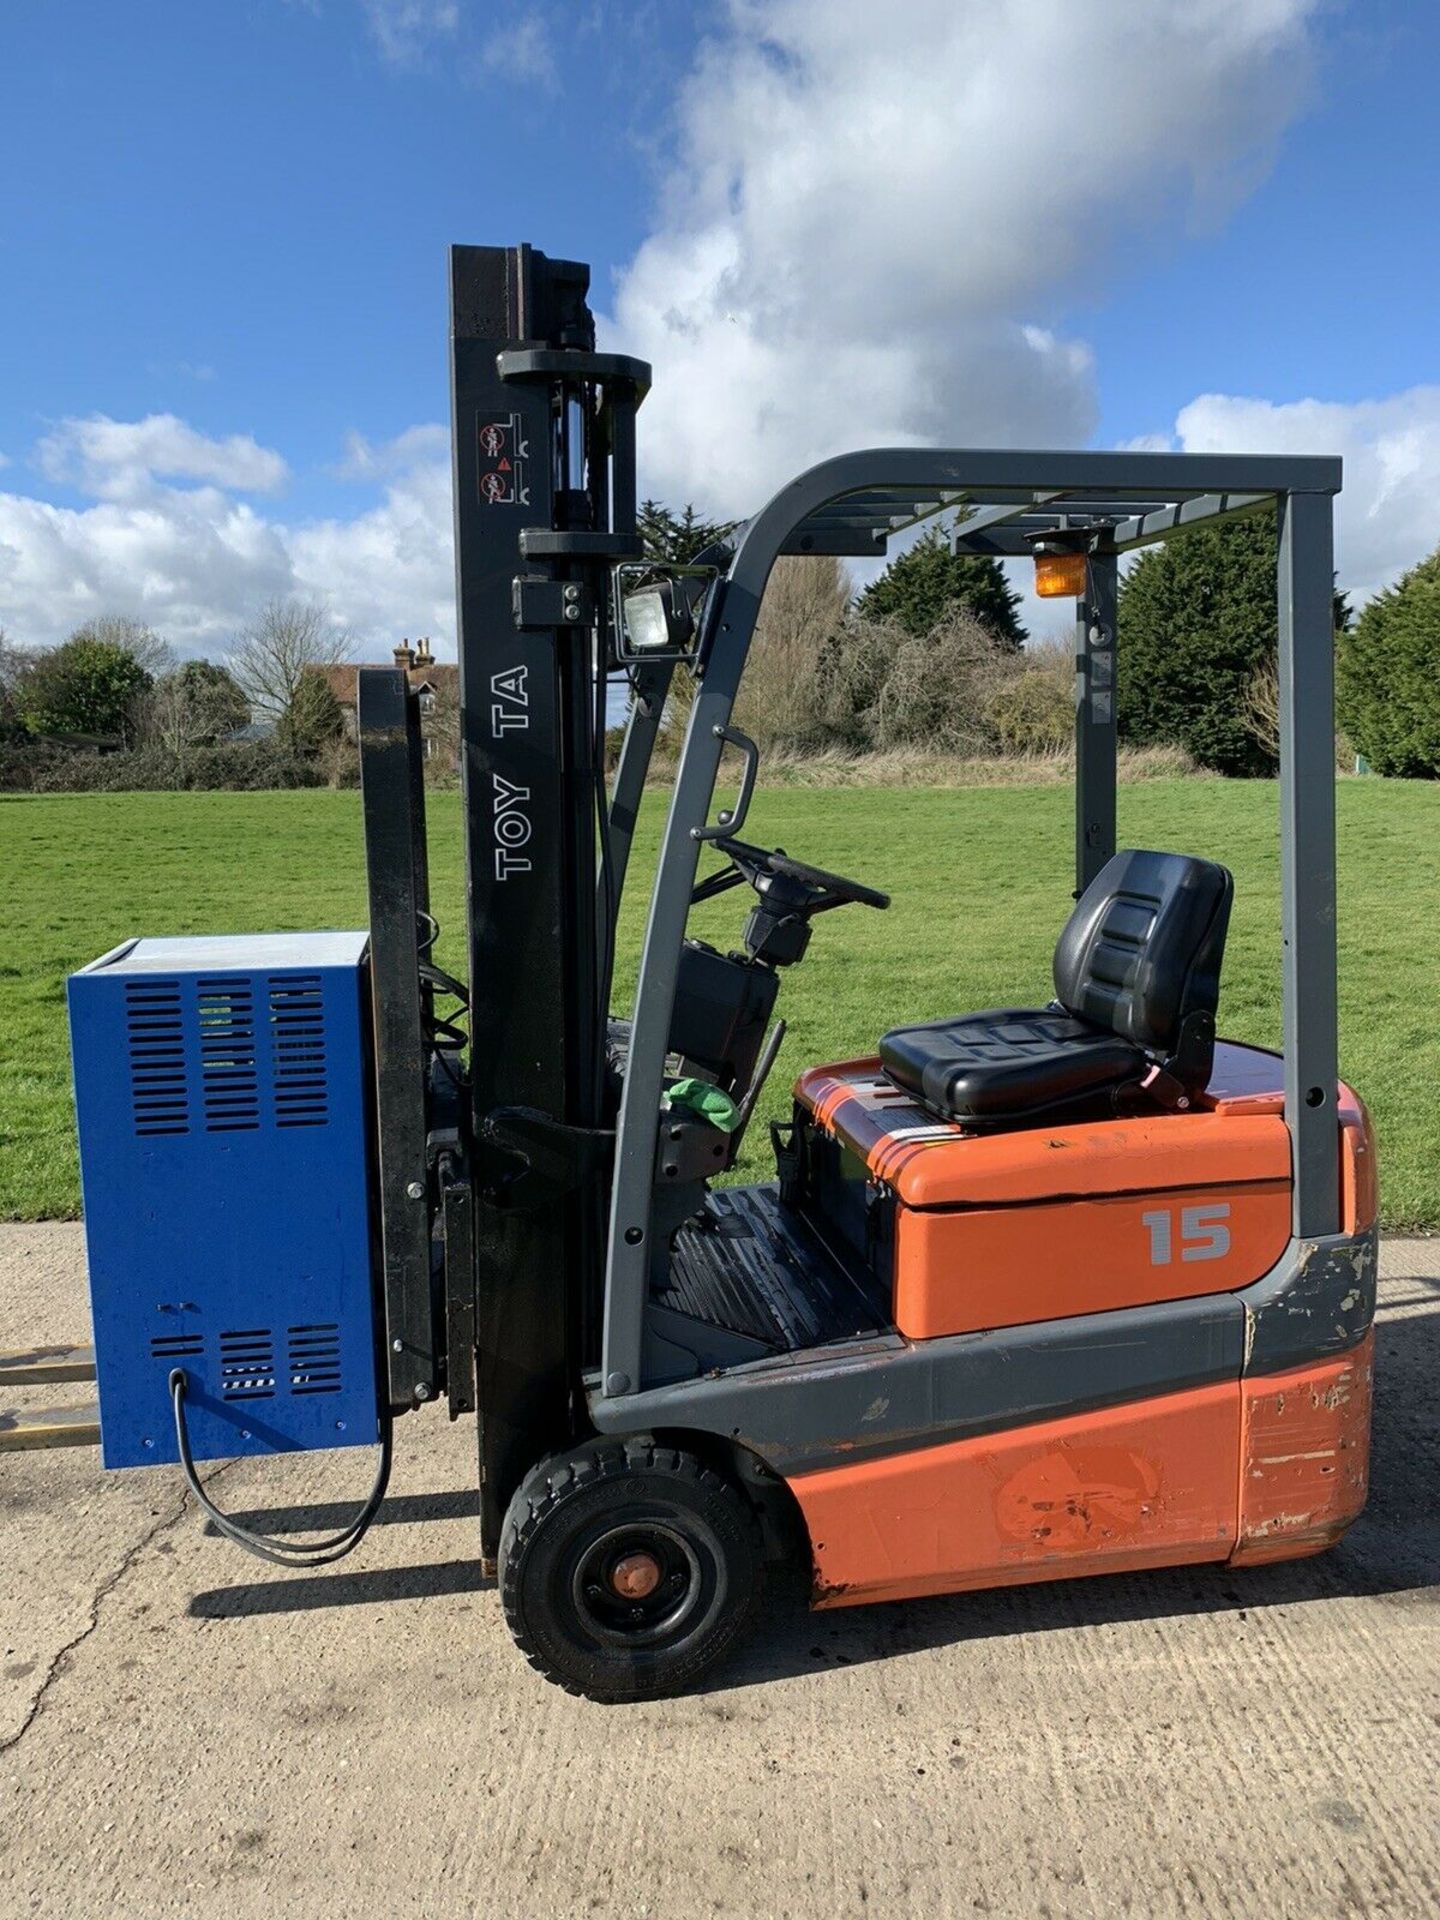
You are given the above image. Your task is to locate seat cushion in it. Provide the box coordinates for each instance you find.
[878,1008,1145,1122]
[1053,849,1232,1065]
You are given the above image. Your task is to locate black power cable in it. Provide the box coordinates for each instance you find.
[169,1370,393,1569]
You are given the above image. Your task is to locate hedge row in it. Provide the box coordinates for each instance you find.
[0,741,328,793]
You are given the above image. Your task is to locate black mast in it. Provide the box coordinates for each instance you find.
[449,245,646,1554]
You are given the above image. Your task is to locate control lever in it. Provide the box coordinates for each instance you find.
[727,1019,787,1162]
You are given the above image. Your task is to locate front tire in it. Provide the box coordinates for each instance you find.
[499,1441,762,1702]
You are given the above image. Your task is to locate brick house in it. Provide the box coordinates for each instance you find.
[319,640,459,758]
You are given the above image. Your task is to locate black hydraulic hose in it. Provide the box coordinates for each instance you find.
[416,918,470,1093]
[594,645,618,1110]
[169,1370,393,1569]
[418,957,470,1008]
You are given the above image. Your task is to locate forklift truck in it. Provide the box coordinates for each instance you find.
[28,243,1376,1701]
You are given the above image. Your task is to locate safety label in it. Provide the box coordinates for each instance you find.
[476,411,530,507]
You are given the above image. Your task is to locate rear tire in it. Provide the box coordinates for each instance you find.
[499,1441,762,1703]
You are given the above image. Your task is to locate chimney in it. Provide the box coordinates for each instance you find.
[393,640,415,670]
[413,637,434,668]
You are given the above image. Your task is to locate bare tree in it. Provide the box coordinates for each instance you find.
[983,635,1074,753]
[424,673,462,770]
[1241,658,1281,761]
[0,628,32,692]
[731,555,852,746]
[143,660,250,755]
[70,615,175,680]
[653,556,853,754]
[873,608,1008,754]
[0,628,35,736]
[228,599,352,726]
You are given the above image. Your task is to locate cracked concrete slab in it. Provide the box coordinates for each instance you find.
[1,1223,1437,1919]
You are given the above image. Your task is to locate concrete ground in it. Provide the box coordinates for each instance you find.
[0,1226,1435,1920]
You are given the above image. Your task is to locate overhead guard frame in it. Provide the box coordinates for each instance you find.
[600,447,1342,1402]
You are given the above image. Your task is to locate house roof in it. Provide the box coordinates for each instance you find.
[315,662,459,708]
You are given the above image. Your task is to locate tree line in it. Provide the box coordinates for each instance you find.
[639,498,1440,778]
[637,500,1065,764]
[0,602,355,791]
[4,500,1438,791]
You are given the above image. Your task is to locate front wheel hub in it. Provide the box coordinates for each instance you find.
[611,1551,662,1600]
[569,1521,705,1647]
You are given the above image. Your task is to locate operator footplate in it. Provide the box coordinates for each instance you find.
[661,1185,888,1353]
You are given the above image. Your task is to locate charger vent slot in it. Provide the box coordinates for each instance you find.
[287,1323,342,1396]
[150,1333,204,1361]
[219,1328,276,1401]
[268,973,329,1129]
[197,977,260,1132]
[125,980,190,1136]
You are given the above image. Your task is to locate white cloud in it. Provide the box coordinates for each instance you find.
[0,486,297,654]
[1115,433,1180,456]
[289,443,455,644]
[1162,388,1440,601]
[362,0,459,66]
[8,0,1433,666]
[0,421,451,657]
[35,413,288,502]
[604,0,1318,516]
[480,14,555,85]
[146,358,218,386]
[334,423,450,481]
[356,0,558,84]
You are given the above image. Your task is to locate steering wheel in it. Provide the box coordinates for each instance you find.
[691,836,890,913]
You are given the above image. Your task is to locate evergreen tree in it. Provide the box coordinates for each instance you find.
[1119,511,1277,776]
[148,660,250,751]
[637,500,736,564]
[856,522,1026,649]
[19,634,153,742]
[1119,510,1353,776]
[1338,547,1440,776]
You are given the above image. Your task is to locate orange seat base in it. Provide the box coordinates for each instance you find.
[794,1041,1373,1339]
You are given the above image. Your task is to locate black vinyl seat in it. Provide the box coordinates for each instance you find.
[879,849,1234,1128]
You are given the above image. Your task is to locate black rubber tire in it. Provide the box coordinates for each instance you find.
[499,1441,762,1703]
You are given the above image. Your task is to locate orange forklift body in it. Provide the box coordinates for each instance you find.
[785,1042,1376,1607]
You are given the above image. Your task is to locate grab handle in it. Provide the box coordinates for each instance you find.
[693,726,759,842]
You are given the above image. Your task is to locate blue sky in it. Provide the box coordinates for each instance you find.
[3,0,1439,655]
[1085,7,1439,421]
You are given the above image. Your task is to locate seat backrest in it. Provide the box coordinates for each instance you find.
[1053,848,1233,1083]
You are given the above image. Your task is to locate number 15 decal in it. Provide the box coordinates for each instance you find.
[1141,1204,1232,1265]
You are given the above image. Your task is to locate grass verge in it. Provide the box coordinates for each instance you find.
[1,777,1435,1228]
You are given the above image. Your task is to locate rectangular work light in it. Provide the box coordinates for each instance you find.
[624,580,690,653]
[613,563,718,663]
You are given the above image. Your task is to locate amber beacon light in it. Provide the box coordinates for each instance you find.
[1033,547,1090,598]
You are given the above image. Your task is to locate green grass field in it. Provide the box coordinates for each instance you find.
[2,778,1437,1228]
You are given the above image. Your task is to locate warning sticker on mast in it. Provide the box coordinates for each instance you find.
[477,411,530,506]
